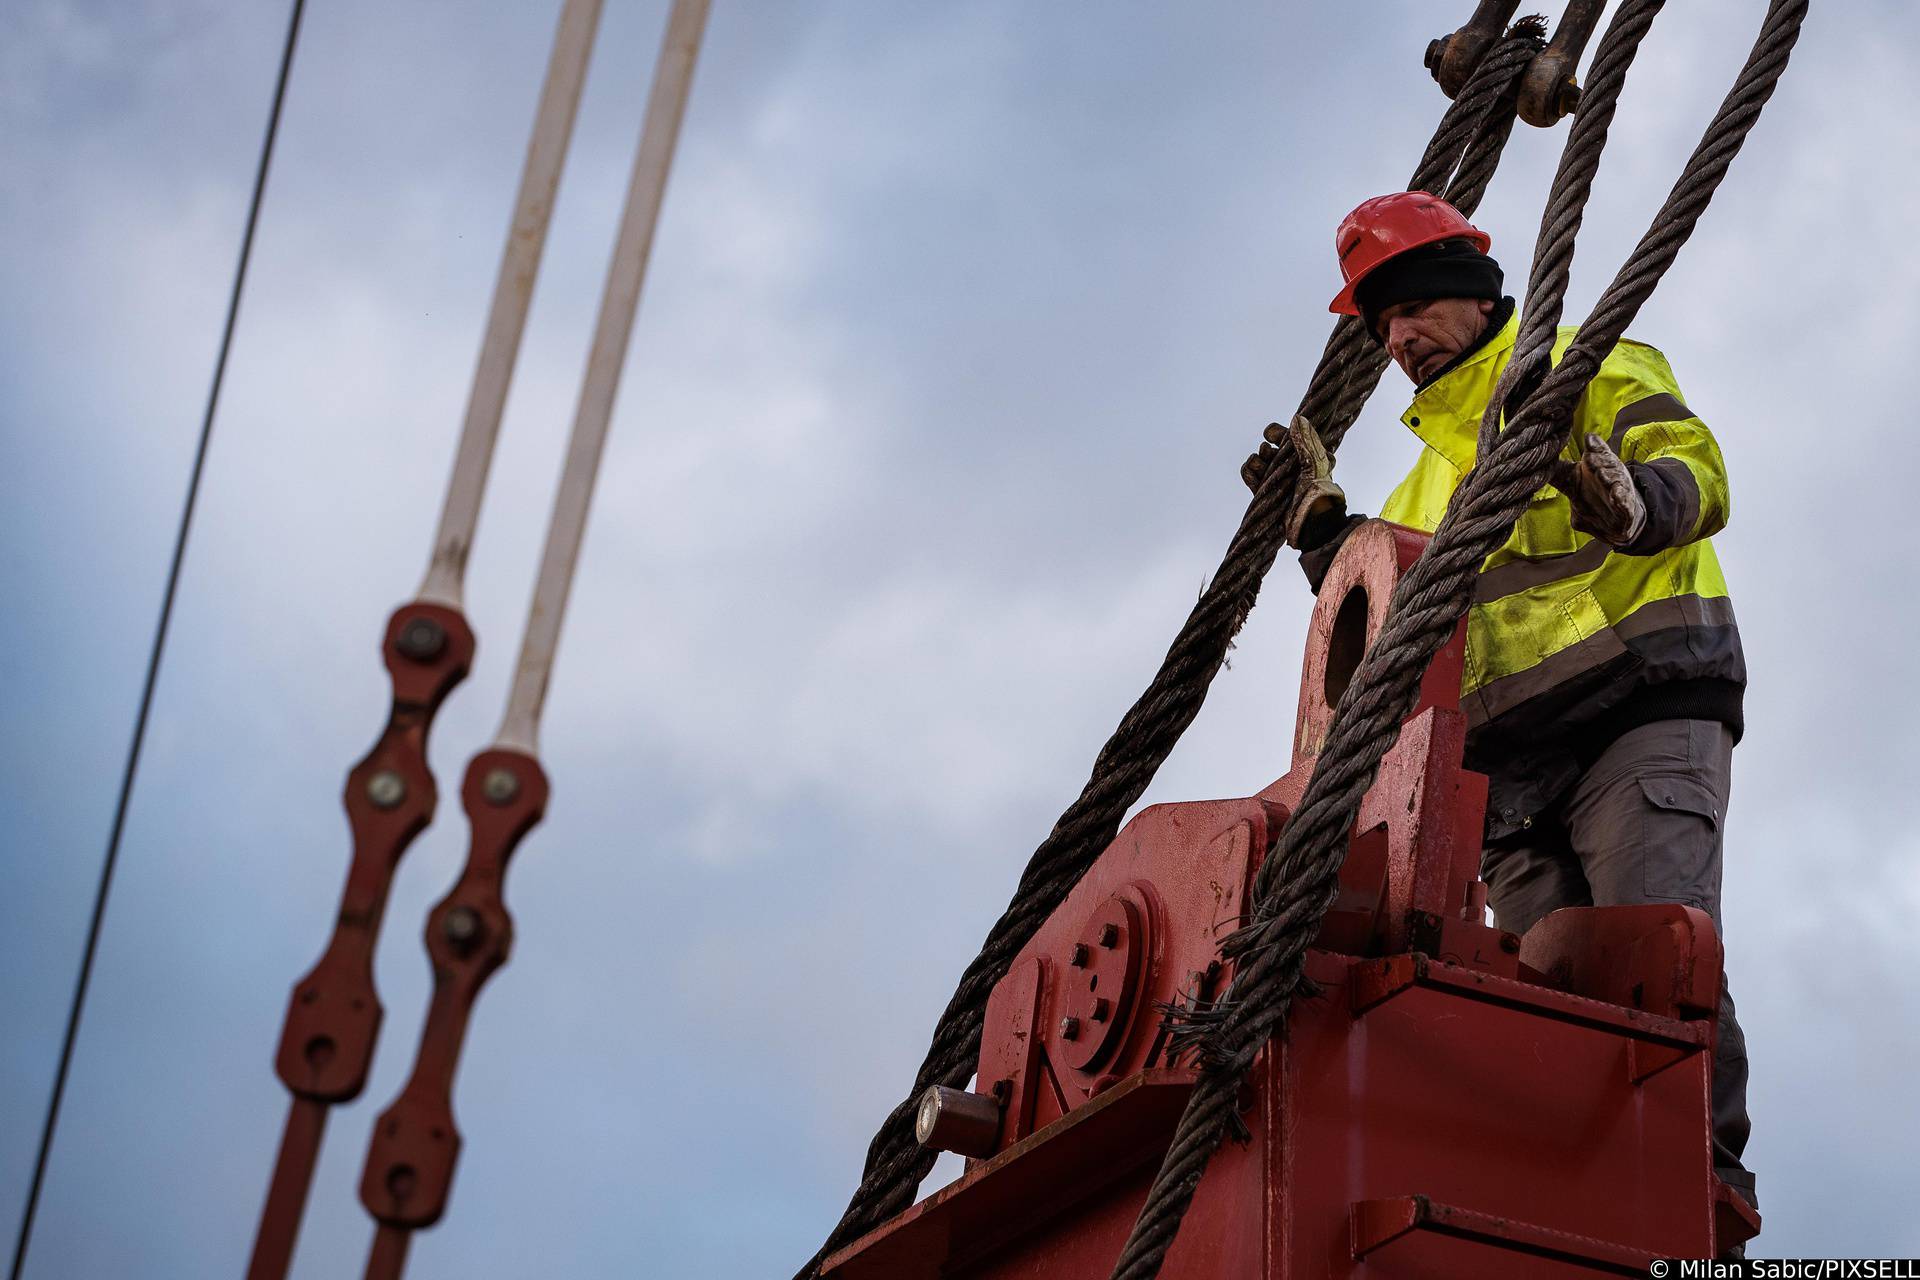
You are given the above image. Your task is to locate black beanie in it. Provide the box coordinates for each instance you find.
[1354,238,1504,338]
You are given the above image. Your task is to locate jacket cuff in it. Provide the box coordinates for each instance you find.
[1616,459,1700,556]
[1299,514,1367,593]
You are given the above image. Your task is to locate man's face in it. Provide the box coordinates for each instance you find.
[1375,296,1497,384]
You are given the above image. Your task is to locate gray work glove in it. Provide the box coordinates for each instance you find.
[1241,416,1348,549]
[1549,432,1646,546]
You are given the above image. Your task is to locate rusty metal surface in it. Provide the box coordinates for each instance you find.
[249,602,474,1280]
[1351,1194,1655,1275]
[1056,893,1149,1074]
[1349,951,1710,1051]
[977,955,1048,1150]
[1263,705,1493,959]
[837,942,1725,1277]
[1289,520,1466,763]
[1715,1177,1764,1257]
[357,748,549,1241]
[915,1086,1003,1160]
[824,1072,1195,1279]
[363,1224,412,1280]
[1519,902,1723,1020]
[973,806,1263,1148]
[1519,0,1607,126]
[826,521,1739,1278]
[825,1068,1268,1280]
[1426,1,1523,98]
[272,604,475,1105]
[247,1099,327,1280]
[1266,519,1487,959]
[1270,948,1720,1269]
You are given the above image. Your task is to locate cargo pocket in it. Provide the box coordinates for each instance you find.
[1639,773,1721,908]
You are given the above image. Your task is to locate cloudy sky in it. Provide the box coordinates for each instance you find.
[4,1,1916,1275]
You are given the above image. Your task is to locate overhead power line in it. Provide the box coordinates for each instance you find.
[9,3,308,1276]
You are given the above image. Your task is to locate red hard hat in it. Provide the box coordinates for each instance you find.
[1329,191,1491,316]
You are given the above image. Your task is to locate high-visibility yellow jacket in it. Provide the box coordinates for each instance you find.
[1341,305,1745,838]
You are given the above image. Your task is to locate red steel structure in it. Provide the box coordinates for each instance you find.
[825,520,1760,1278]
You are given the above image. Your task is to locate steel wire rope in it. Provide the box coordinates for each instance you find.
[7,3,308,1278]
[794,24,1547,1277]
[1106,2,1809,1275]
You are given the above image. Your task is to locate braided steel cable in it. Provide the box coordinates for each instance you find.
[1107,3,1809,1276]
[792,26,1546,1278]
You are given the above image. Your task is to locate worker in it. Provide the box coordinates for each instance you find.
[1242,191,1755,1218]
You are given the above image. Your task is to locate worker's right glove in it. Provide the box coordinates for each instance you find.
[1241,415,1348,550]
[1549,432,1647,547]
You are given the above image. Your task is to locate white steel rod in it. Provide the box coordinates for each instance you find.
[417,0,607,608]
[493,0,712,753]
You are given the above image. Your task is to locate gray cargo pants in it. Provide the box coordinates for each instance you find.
[1478,718,1755,1210]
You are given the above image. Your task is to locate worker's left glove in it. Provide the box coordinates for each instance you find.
[1549,433,1646,546]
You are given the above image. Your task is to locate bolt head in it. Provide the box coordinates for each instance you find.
[366,769,407,810]
[1068,943,1090,967]
[914,1089,942,1144]
[443,905,482,949]
[481,767,521,805]
[1098,922,1120,948]
[396,616,447,661]
[1059,1016,1080,1041]
[1559,79,1583,116]
[1091,997,1111,1023]
[1424,36,1446,72]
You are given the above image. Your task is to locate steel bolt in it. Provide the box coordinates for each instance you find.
[396,616,447,662]
[1098,922,1120,948]
[1499,932,1521,955]
[1559,80,1583,117]
[1068,943,1090,967]
[1059,1016,1080,1041]
[1424,36,1446,72]
[443,905,482,952]
[366,769,407,810]
[1091,997,1111,1023]
[482,767,521,805]
[913,1084,1003,1158]
[914,1089,939,1143]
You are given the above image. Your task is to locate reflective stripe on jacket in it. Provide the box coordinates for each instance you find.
[1375,307,1745,835]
